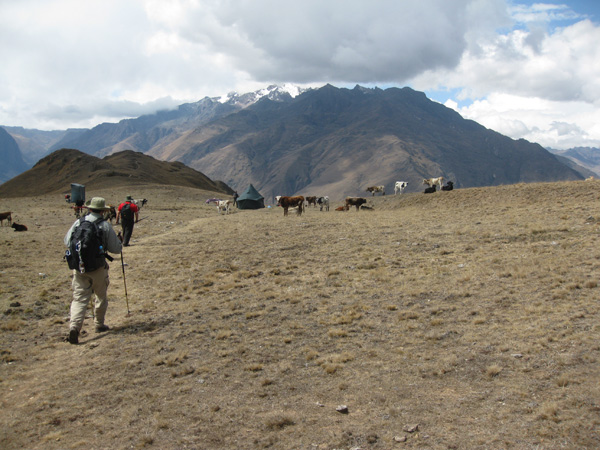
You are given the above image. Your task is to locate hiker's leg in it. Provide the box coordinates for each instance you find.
[122,221,133,245]
[90,267,110,327]
[70,272,92,331]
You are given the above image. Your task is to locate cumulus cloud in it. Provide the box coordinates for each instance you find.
[1,0,492,129]
[450,93,600,149]
[0,0,599,151]
[413,3,600,148]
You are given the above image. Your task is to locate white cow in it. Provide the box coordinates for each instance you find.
[217,200,232,214]
[423,177,444,190]
[317,196,330,211]
[394,181,408,195]
[206,198,232,214]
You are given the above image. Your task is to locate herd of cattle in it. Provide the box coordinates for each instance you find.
[272,177,454,216]
[365,178,453,196]
[0,211,27,231]
[199,177,455,217]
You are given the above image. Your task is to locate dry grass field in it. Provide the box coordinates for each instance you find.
[1,180,599,449]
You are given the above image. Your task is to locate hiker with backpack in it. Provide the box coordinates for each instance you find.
[115,195,139,247]
[64,197,122,344]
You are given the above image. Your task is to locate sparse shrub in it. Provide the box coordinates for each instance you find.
[398,310,419,321]
[331,353,354,364]
[322,363,342,374]
[1,319,25,331]
[265,413,296,430]
[216,329,233,340]
[170,366,195,378]
[486,364,502,378]
[537,402,559,421]
[328,328,348,338]
[556,374,570,387]
[305,349,319,361]
[134,435,155,448]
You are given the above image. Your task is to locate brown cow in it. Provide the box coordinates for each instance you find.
[305,196,318,208]
[0,211,12,226]
[345,197,367,211]
[104,206,117,222]
[277,196,305,216]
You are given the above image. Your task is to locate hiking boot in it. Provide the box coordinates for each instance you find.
[68,329,79,344]
[95,324,110,333]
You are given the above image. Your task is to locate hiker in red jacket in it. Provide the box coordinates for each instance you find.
[115,195,139,246]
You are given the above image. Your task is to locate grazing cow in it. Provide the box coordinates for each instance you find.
[0,211,12,226]
[424,185,437,194]
[317,196,330,211]
[206,198,231,214]
[105,206,117,222]
[277,196,305,216]
[217,200,232,214]
[345,197,367,211]
[305,196,318,208]
[423,177,444,190]
[366,185,385,196]
[11,222,27,231]
[134,198,148,208]
[441,181,454,191]
[394,181,408,195]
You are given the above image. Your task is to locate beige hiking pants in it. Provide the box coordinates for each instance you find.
[70,266,110,331]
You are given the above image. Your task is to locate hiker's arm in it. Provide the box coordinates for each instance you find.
[64,221,78,246]
[115,211,120,224]
[105,226,123,254]
[135,211,139,222]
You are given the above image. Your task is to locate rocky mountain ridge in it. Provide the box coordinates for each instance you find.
[0,84,594,196]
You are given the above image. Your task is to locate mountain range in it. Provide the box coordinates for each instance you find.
[0,84,594,198]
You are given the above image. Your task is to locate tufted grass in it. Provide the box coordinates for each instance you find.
[0,181,599,449]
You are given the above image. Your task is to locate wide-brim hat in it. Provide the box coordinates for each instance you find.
[125,195,134,201]
[85,197,110,211]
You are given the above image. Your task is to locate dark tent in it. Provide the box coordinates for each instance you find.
[236,184,265,210]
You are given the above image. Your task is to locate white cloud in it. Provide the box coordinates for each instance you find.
[412,3,600,149]
[0,0,599,151]
[449,93,600,149]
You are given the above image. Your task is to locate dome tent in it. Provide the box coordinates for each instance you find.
[236,184,265,210]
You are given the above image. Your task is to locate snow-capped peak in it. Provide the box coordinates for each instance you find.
[215,84,310,107]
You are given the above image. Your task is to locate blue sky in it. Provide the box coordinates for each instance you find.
[0,0,599,150]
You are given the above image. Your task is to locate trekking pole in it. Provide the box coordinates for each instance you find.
[120,250,130,315]
[118,232,130,316]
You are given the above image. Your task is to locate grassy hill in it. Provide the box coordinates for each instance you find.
[0,180,599,449]
[0,148,232,198]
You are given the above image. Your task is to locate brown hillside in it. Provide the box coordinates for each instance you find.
[0,148,232,198]
[1,180,599,449]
